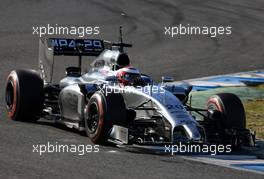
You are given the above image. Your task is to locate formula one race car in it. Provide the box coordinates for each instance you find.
[5,28,255,147]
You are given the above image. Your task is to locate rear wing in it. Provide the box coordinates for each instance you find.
[47,38,104,56]
[38,38,105,83]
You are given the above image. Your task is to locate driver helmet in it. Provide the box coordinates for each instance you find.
[116,67,141,86]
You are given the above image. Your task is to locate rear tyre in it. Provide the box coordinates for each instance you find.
[5,70,44,121]
[84,92,127,144]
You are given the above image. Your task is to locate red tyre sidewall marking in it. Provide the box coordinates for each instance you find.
[207,97,223,113]
[91,93,104,143]
[6,71,17,118]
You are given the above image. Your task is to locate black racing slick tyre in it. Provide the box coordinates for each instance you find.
[207,93,246,130]
[5,70,44,121]
[84,92,127,144]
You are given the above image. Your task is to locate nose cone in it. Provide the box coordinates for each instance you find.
[173,123,204,143]
[183,123,203,142]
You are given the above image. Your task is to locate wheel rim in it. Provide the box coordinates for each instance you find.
[6,80,15,111]
[87,102,100,134]
[208,103,218,111]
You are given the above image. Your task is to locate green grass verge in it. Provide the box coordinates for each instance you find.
[244,85,264,139]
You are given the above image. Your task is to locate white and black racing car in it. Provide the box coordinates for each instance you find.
[5,28,255,147]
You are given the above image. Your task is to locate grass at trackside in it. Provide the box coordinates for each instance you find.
[244,98,264,139]
[243,85,264,139]
[190,85,264,139]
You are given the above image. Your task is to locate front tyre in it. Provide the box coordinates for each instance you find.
[5,70,44,121]
[84,92,127,144]
[207,93,246,130]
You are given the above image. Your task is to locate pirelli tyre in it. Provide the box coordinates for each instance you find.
[84,92,127,144]
[5,70,44,121]
[207,93,246,133]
